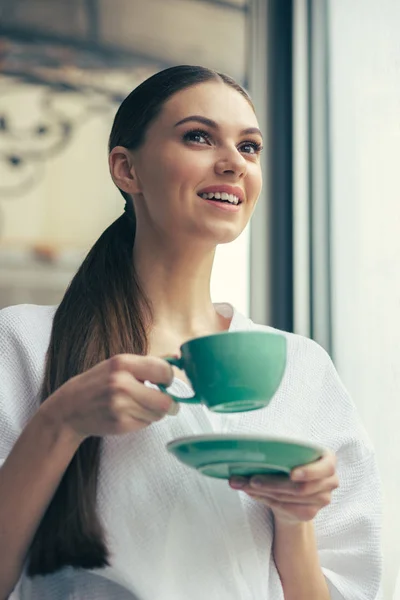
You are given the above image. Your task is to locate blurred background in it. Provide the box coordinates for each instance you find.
[0,0,399,596]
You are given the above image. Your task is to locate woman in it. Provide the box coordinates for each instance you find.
[0,65,382,600]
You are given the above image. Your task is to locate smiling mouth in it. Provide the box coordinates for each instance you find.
[198,192,241,205]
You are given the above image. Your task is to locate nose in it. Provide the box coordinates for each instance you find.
[214,147,247,178]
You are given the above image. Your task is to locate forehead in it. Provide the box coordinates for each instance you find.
[159,81,259,129]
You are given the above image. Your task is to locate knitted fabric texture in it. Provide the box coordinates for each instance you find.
[0,303,382,600]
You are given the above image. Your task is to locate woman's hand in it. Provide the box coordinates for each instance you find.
[229,452,339,525]
[40,354,177,443]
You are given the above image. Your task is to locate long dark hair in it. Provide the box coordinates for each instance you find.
[28,65,253,576]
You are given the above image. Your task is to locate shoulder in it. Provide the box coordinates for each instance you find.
[0,304,57,463]
[0,304,57,347]
[243,318,373,449]
[236,311,332,373]
[0,304,57,402]
[0,302,57,330]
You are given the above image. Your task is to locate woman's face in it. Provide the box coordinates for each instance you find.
[130,81,263,246]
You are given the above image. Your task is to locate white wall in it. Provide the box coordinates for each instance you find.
[329,1,400,596]
[0,82,249,315]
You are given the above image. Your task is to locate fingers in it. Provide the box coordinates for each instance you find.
[229,453,337,493]
[289,474,339,497]
[291,451,336,482]
[229,451,339,513]
[103,395,165,431]
[98,386,172,430]
[105,371,175,415]
[106,354,180,416]
[56,353,179,439]
[240,473,339,497]
[126,396,168,424]
[132,379,177,415]
[246,487,333,506]
[232,474,295,492]
[166,400,180,416]
[230,476,337,502]
[107,354,174,386]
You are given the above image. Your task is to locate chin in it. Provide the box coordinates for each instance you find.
[203,225,244,245]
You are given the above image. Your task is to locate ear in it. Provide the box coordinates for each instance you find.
[109,146,142,195]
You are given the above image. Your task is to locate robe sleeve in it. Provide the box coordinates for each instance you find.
[313,353,383,600]
[0,305,46,468]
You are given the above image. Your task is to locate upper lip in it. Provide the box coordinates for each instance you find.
[197,185,245,203]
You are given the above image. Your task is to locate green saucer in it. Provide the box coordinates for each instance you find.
[166,434,325,479]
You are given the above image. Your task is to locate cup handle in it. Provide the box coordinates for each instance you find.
[157,356,201,404]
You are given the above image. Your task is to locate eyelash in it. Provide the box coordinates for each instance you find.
[182,128,263,155]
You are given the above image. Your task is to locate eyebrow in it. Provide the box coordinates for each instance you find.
[174,115,263,139]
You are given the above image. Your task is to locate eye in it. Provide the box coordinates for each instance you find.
[239,141,263,155]
[183,129,211,145]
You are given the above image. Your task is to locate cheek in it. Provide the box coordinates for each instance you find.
[149,149,207,192]
[166,149,210,185]
[247,165,263,202]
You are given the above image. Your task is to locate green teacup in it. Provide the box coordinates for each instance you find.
[158,330,287,413]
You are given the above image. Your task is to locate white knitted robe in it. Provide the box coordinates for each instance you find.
[0,303,382,600]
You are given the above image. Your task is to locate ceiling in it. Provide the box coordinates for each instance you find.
[0,0,250,88]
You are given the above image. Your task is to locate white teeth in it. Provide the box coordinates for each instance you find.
[200,191,240,205]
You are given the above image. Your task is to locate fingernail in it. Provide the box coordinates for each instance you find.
[167,401,180,416]
[230,477,246,489]
[250,477,265,488]
[292,469,305,480]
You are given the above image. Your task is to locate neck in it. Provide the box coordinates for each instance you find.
[133,230,228,346]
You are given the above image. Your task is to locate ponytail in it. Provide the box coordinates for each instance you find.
[28,209,151,575]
